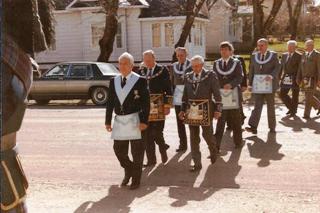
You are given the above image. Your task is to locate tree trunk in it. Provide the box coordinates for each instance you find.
[171,0,206,62]
[97,0,119,62]
[252,0,283,47]
[286,0,303,40]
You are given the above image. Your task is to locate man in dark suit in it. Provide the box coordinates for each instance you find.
[246,38,281,134]
[279,40,302,117]
[179,55,222,172]
[214,42,244,152]
[137,50,173,167]
[105,52,150,190]
[296,39,320,119]
[171,47,192,152]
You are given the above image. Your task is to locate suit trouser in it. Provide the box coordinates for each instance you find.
[227,103,245,127]
[143,121,168,163]
[248,93,276,129]
[113,140,144,184]
[280,86,300,114]
[215,109,243,150]
[189,124,217,167]
[174,105,187,149]
[304,90,320,117]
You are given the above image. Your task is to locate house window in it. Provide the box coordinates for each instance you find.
[193,23,203,46]
[164,23,174,47]
[116,23,123,48]
[91,23,104,48]
[152,23,161,48]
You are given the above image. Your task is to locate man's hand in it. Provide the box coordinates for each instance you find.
[241,86,247,92]
[178,111,185,120]
[247,86,252,92]
[223,84,232,90]
[265,75,273,81]
[214,112,222,120]
[139,123,148,131]
[164,106,171,115]
[105,125,112,132]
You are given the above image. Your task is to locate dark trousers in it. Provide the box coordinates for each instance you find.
[215,109,243,150]
[113,140,144,184]
[227,103,246,127]
[174,105,187,149]
[189,125,217,167]
[249,93,276,129]
[304,90,320,117]
[143,121,168,163]
[280,86,300,114]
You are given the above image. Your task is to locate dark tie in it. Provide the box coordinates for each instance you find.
[286,54,292,63]
[193,74,199,91]
[121,77,127,88]
[261,54,265,61]
[223,61,227,70]
[179,63,184,71]
[148,69,152,77]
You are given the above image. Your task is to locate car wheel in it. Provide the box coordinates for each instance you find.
[35,99,50,105]
[91,87,108,106]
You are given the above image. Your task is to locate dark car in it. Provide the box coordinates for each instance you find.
[29,62,119,105]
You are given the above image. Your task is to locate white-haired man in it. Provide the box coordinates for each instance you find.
[279,40,302,117]
[297,39,320,119]
[171,47,192,152]
[179,55,222,172]
[137,50,173,167]
[105,52,150,190]
[246,38,281,134]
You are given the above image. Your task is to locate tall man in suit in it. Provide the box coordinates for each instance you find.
[296,39,320,119]
[214,42,244,152]
[179,55,222,172]
[137,50,173,167]
[171,47,192,152]
[105,52,150,190]
[246,38,281,134]
[279,40,302,117]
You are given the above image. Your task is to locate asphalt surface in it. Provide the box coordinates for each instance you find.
[17,101,320,213]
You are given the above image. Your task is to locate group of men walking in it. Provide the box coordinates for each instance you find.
[105,38,320,190]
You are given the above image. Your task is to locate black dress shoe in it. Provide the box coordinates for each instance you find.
[176,147,187,152]
[143,162,156,167]
[210,155,217,164]
[189,165,202,172]
[303,115,310,120]
[160,151,168,164]
[286,110,291,115]
[121,175,131,186]
[245,126,257,134]
[129,183,140,190]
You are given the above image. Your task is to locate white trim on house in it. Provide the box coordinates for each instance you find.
[139,16,209,22]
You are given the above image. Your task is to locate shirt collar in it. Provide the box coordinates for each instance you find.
[193,70,203,79]
[306,50,314,55]
[122,71,133,80]
[222,57,231,64]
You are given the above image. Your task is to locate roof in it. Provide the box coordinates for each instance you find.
[53,0,149,10]
[139,0,209,19]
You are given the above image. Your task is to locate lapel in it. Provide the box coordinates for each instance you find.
[114,72,140,105]
[152,64,161,76]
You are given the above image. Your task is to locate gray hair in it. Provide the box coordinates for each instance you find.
[191,55,205,65]
[175,47,188,55]
[143,49,156,58]
[287,40,297,46]
[257,38,269,45]
[305,39,314,45]
[119,52,134,65]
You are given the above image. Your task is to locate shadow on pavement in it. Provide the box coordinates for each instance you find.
[280,115,320,134]
[246,133,285,167]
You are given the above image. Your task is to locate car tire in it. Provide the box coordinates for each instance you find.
[35,99,50,105]
[91,87,108,106]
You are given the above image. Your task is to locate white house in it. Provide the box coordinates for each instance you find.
[36,0,208,69]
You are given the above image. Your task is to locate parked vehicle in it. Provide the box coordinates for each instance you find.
[29,62,119,105]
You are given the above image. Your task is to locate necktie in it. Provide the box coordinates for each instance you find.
[261,54,265,61]
[223,61,227,70]
[148,69,153,77]
[121,77,127,88]
[193,74,199,91]
[179,63,184,71]
[286,54,292,63]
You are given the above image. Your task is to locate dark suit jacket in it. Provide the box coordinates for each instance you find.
[137,64,173,104]
[279,51,302,87]
[105,75,150,125]
[182,69,222,115]
[213,57,243,89]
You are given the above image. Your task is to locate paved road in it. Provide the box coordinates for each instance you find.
[17,102,320,213]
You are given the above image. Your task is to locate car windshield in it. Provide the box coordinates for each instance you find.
[96,63,119,75]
